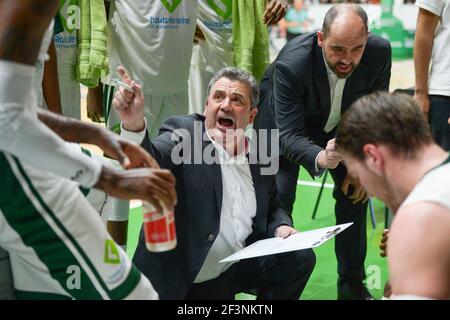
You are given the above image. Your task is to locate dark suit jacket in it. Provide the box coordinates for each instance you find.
[132,114,293,299]
[255,32,391,177]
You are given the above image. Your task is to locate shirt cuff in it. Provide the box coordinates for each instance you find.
[314,150,326,178]
[120,118,147,145]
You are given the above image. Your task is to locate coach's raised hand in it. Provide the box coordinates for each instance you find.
[113,66,146,132]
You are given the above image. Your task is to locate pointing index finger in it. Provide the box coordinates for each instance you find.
[117,66,132,85]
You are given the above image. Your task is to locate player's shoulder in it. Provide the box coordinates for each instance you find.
[392,201,450,247]
[396,201,450,224]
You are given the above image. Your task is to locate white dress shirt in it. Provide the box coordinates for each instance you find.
[313,57,347,175]
[120,122,257,284]
[194,132,257,283]
[323,58,347,133]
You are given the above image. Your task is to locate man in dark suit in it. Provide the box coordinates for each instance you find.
[255,4,391,299]
[112,66,316,300]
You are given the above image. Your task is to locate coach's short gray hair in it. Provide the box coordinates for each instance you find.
[206,67,259,108]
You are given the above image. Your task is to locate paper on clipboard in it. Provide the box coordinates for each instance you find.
[220,223,353,263]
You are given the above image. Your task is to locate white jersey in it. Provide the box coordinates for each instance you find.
[64,143,116,223]
[196,0,234,72]
[0,60,100,188]
[53,0,81,119]
[0,60,157,299]
[33,24,114,220]
[400,157,450,210]
[54,0,78,52]
[0,153,158,299]
[107,0,197,95]
[189,0,234,114]
[416,0,450,96]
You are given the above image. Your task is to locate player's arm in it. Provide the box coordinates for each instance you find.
[0,0,59,66]
[0,60,104,187]
[87,85,104,123]
[42,40,63,114]
[0,1,177,210]
[388,202,450,299]
[37,108,159,170]
[85,1,109,123]
[0,62,171,206]
[414,8,440,119]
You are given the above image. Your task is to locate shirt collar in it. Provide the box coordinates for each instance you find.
[205,127,249,164]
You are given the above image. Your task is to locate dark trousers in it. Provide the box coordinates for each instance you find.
[276,156,367,284]
[185,249,316,300]
[430,95,450,151]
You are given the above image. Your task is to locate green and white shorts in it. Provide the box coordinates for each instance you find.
[0,152,158,300]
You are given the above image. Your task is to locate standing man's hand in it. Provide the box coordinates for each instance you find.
[380,229,389,257]
[95,166,177,212]
[275,225,298,238]
[317,138,343,169]
[341,174,368,204]
[414,91,430,121]
[414,8,439,123]
[263,0,288,25]
[87,86,104,123]
[113,66,146,132]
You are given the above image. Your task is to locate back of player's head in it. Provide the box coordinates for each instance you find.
[336,91,434,160]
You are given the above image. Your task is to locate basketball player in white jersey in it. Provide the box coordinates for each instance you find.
[336,92,450,300]
[0,0,176,299]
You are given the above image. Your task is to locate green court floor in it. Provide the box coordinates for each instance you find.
[126,170,389,300]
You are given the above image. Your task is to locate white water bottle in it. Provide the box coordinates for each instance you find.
[142,201,177,252]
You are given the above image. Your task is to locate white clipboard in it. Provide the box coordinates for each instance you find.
[220,223,353,263]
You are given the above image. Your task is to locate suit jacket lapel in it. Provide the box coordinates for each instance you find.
[249,139,269,233]
[313,44,331,128]
[249,162,267,236]
[202,123,223,215]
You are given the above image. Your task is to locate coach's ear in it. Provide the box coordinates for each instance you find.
[248,107,258,124]
[203,100,208,116]
[317,30,325,48]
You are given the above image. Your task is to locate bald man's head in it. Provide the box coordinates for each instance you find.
[317,4,369,78]
[322,4,368,38]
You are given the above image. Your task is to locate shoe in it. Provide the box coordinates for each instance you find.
[337,279,374,300]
